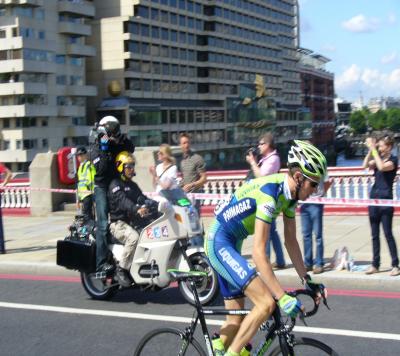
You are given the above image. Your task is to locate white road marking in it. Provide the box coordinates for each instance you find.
[1,301,399,341]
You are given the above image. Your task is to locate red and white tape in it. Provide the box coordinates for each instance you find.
[2,186,400,208]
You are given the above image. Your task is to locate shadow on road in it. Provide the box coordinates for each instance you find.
[104,285,224,306]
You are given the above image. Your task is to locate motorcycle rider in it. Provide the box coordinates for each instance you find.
[91,116,135,273]
[108,151,149,287]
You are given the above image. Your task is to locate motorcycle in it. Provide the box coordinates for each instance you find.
[58,189,219,306]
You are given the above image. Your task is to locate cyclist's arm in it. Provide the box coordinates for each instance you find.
[283,215,307,279]
[252,218,285,300]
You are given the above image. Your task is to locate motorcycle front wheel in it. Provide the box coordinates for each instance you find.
[179,252,219,306]
[81,272,118,300]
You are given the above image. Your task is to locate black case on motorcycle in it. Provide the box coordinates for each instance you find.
[56,239,96,273]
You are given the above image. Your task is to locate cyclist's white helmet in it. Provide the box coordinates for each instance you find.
[287,140,327,180]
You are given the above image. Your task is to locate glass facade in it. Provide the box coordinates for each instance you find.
[97,0,305,169]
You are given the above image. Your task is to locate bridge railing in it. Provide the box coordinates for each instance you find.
[201,166,400,206]
[2,167,399,212]
[0,178,31,209]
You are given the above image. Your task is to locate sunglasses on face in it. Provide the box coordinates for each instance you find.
[303,174,319,188]
[125,164,135,170]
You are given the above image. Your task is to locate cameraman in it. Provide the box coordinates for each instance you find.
[91,116,135,273]
[246,132,286,269]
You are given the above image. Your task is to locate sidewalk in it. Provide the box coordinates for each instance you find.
[1,212,400,290]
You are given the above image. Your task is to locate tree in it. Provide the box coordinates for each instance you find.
[349,110,367,134]
[369,109,387,130]
[386,108,400,132]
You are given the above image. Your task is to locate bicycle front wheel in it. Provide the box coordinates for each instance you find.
[269,337,338,356]
[134,327,206,356]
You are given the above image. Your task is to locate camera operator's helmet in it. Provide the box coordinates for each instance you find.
[115,151,135,173]
[287,140,327,180]
[99,116,120,137]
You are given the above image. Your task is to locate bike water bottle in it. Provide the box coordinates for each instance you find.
[240,342,252,356]
[211,333,225,354]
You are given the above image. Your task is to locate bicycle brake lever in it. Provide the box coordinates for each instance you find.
[323,297,331,310]
[299,312,307,326]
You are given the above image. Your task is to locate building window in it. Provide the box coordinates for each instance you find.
[42,139,48,148]
[3,118,10,128]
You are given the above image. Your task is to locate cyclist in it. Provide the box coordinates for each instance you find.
[205,140,327,356]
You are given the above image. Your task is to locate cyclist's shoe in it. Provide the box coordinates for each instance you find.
[212,333,225,355]
[116,267,132,287]
[224,349,240,356]
[278,294,302,318]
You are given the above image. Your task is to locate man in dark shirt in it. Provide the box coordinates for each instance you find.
[90,116,135,273]
[179,133,207,246]
[108,151,148,286]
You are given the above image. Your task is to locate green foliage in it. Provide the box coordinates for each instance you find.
[350,108,400,133]
[349,110,367,134]
[386,108,400,132]
[369,110,387,130]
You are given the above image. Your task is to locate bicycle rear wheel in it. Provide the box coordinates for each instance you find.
[269,337,338,355]
[134,327,206,356]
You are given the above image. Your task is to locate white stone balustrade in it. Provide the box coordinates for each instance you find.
[2,166,400,211]
[1,183,31,209]
[202,167,400,206]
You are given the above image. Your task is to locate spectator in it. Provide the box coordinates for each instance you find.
[300,171,332,274]
[108,151,149,287]
[0,163,12,254]
[149,144,178,193]
[179,133,207,246]
[75,146,95,222]
[363,135,399,276]
[91,116,134,273]
[246,132,285,269]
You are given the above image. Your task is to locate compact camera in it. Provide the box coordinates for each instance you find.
[246,146,260,158]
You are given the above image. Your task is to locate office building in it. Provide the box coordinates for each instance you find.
[88,0,309,169]
[0,0,96,171]
[298,48,335,148]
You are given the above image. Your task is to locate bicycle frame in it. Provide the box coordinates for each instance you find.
[187,279,292,356]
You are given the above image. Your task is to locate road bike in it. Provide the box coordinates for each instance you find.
[134,270,338,355]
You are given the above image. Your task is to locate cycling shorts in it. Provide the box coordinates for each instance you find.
[205,220,257,299]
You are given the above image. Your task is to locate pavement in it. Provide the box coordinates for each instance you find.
[2,211,400,291]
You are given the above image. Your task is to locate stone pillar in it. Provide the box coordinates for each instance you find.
[133,147,157,193]
[29,152,75,216]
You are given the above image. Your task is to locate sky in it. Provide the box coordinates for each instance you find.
[299,0,400,103]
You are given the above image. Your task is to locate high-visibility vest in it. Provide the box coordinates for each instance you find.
[77,160,96,200]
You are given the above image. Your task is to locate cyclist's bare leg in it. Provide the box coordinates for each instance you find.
[227,276,275,354]
[219,297,245,349]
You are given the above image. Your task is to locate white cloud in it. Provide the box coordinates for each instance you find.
[342,14,380,33]
[381,52,398,65]
[388,13,397,25]
[336,65,400,100]
[336,64,362,89]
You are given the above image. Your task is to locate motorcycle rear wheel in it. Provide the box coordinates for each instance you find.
[81,272,118,300]
[179,252,219,306]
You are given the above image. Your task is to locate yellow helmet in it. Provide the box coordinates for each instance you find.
[115,151,135,173]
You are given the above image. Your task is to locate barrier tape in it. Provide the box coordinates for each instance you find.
[2,186,400,207]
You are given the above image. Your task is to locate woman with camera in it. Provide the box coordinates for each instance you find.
[363,134,400,276]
